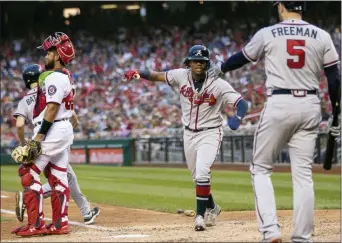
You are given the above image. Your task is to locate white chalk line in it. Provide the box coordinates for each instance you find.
[1,195,9,198]
[103,234,150,239]
[2,209,117,232]
[1,208,150,239]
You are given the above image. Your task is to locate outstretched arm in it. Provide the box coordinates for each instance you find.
[210,29,264,76]
[124,70,166,82]
[220,52,251,72]
[124,68,182,87]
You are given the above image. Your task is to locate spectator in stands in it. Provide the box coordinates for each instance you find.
[1,18,340,143]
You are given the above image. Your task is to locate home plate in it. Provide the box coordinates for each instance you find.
[103,234,150,239]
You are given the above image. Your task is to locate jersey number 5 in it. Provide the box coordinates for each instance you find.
[287,39,305,69]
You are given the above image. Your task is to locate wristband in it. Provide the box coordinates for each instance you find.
[38,119,53,135]
[140,70,151,80]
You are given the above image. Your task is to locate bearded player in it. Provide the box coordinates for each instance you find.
[11,32,76,236]
[13,64,100,227]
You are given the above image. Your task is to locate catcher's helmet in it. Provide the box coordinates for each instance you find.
[273,1,306,12]
[184,45,210,69]
[37,32,75,65]
[22,64,43,89]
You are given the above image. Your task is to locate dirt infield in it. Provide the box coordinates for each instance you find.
[1,191,340,242]
[135,163,341,174]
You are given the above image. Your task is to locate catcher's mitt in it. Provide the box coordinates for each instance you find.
[11,140,42,164]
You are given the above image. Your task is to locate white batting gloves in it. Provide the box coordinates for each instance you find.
[208,55,224,79]
[328,115,341,137]
[329,125,341,137]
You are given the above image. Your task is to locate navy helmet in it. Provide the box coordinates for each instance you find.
[273,1,306,12]
[184,45,210,69]
[22,64,42,89]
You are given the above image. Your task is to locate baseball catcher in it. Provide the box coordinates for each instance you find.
[12,64,100,227]
[11,32,76,237]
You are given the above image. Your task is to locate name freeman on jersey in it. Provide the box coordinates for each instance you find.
[271,26,318,39]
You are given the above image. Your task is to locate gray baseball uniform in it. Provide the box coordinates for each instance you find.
[243,19,340,242]
[13,88,92,218]
[42,164,91,217]
[165,69,242,181]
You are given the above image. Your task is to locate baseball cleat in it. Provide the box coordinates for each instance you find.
[204,204,221,227]
[15,191,25,222]
[194,215,206,231]
[45,223,69,235]
[14,223,47,237]
[11,226,25,234]
[84,206,101,225]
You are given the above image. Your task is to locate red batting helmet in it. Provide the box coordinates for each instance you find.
[38,32,75,65]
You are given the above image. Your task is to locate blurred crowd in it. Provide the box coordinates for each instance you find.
[1,18,341,145]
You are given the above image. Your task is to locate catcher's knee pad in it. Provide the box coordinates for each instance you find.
[196,180,211,197]
[24,190,44,228]
[19,165,35,188]
[19,164,41,189]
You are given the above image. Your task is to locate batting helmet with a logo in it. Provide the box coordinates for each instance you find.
[22,64,43,89]
[184,45,210,69]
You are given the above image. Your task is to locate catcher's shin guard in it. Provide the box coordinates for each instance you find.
[24,190,44,228]
[51,189,70,229]
[48,171,70,230]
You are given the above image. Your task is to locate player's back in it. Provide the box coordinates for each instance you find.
[247,19,339,90]
[13,88,38,125]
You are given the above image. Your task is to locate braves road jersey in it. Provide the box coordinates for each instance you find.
[242,19,340,90]
[33,71,74,124]
[165,68,242,130]
[13,88,38,124]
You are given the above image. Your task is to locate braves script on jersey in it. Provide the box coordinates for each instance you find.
[245,19,340,242]
[242,19,339,90]
[165,68,242,130]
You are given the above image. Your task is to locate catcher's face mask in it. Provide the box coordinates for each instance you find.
[38,32,76,65]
